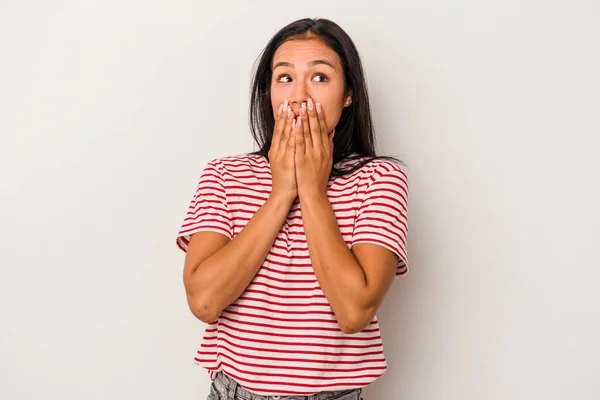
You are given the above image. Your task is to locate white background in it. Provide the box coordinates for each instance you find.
[1,1,599,399]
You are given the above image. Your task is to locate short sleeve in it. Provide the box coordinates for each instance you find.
[176,159,233,252]
[351,162,409,275]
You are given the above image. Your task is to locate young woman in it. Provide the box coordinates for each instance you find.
[176,17,409,400]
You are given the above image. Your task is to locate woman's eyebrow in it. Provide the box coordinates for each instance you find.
[272,59,337,70]
[309,59,336,70]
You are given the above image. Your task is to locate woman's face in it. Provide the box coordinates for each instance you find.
[270,38,351,134]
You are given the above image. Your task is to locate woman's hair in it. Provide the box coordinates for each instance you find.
[249,18,403,177]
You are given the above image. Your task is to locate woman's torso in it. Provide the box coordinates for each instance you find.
[181,153,408,396]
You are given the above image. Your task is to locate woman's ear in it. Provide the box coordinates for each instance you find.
[344,90,353,108]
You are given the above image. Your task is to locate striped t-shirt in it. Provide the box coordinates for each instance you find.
[176,153,409,396]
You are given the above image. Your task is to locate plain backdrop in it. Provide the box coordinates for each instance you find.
[1,1,599,399]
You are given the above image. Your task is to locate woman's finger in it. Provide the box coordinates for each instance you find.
[316,102,331,150]
[300,102,311,154]
[279,107,294,156]
[285,114,296,161]
[271,101,288,152]
[294,115,306,157]
[306,98,322,149]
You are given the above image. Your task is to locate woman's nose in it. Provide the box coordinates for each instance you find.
[291,81,310,104]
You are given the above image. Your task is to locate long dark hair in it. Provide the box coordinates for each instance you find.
[249,18,403,177]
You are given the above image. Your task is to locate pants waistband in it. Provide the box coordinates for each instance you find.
[213,371,362,400]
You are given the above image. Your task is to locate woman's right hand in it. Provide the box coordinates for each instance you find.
[268,101,297,202]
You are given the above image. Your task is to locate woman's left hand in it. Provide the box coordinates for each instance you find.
[293,98,334,200]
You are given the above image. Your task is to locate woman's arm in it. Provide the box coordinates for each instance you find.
[183,103,298,323]
[183,193,295,323]
[293,99,408,334]
[300,194,398,334]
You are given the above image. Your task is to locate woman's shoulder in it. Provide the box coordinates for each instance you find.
[206,153,268,171]
[338,155,407,181]
[368,158,407,176]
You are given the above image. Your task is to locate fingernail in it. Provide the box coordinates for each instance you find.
[292,118,296,130]
[316,103,322,114]
[297,116,302,128]
[301,102,307,116]
[283,100,288,111]
[277,103,283,116]
[307,98,314,110]
[287,108,293,119]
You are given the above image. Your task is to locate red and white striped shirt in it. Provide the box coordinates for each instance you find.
[176,153,409,396]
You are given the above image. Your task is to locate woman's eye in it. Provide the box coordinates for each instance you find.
[276,73,328,83]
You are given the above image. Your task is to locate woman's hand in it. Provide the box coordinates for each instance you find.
[293,98,334,200]
[268,101,298,202]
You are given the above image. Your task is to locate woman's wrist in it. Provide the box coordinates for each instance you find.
[267,192,296,212]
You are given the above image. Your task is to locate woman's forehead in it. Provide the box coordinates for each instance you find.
[272,39,341,68]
